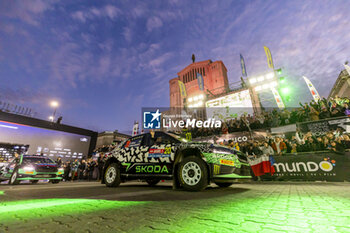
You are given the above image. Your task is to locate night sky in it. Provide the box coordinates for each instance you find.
[1,0,350,134]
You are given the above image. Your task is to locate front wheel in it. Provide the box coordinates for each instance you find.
[178,156,208,191]
[9,169,20,185]
[215,182,233,188]
[146,179,160,186]
[105,163,121,187]
[51,180,60,184]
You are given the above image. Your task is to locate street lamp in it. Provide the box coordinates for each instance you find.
[50,101,59,122]
[48,116,54,122]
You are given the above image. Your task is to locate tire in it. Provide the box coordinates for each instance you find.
[215,182,233,188]
[178,156,208,191]
[146,179,160,186]
[104,163,121,187]
[51,180,60,184]
[31,180,39,184]
[9,169,20,185]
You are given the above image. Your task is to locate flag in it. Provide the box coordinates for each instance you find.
[248,155,275,177]
[344,64,350,76]
[196,73,204,91]
[264,46,274,69]
[240,54,247,77]
[178,80,187,98]
[303,76,320,102]
[271,87,285,108]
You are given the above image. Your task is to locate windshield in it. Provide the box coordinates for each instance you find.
[23,157,55,165]
[167,133,189,143]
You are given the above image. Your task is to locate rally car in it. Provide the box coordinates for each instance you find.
[0,155,64,185]
[102,132,251,191]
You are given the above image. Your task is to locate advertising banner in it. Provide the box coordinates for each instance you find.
[264,46,274,69]
[297,117,350,135]
[270,124,297,134]
[240,54,247,77]
[178,80,187,98]
[303,76,321,102]
[193,130,267,144]
[196,73,204,91]
[270,152,350,181]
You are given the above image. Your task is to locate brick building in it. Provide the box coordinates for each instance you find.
[169,60,229,109]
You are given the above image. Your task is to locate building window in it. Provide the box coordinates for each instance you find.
[203,67,205,76]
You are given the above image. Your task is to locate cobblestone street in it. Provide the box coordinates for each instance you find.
[1,181,350,232]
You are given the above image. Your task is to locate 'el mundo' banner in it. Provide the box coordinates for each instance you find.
[269,151,350,182]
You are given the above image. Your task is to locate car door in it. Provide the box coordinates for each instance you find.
[142,132,177,164]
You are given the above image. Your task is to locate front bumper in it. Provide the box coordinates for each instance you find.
[16,169,64,180]
[210,163,252,180]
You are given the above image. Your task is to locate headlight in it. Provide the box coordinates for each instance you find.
[23,166,35,172]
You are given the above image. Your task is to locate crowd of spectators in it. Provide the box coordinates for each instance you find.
[224,129,350,156]
[190,96,350,138]
[57,153,106,182]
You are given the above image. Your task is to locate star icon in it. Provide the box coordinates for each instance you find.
[150,109,161,122]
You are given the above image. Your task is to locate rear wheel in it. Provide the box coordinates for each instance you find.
[146,179,160,186]
[31,180,39,184]
[178,156,208,191]
[105,163,121,187]
[215,182,233,188]
[51,180,60,184]
[9,169,20,185]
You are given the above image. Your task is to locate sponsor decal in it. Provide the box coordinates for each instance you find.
[135,165,169,173]
[125,140,131,148]
[220,159,235,167]
[148,147,171,158]
[213,164,220,175]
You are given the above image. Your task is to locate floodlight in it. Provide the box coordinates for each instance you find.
[249,78,257,84]
[266,72,275,79]
[257,76,264,82]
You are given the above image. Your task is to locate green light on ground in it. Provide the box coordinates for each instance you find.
[0,198,147,223]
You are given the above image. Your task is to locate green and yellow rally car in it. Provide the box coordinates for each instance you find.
[102,132,251,191]
[0,155,64,185]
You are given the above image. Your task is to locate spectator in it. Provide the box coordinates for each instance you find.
[259,142,274,156]
[56,157,62,168]
[271,137,287,155]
